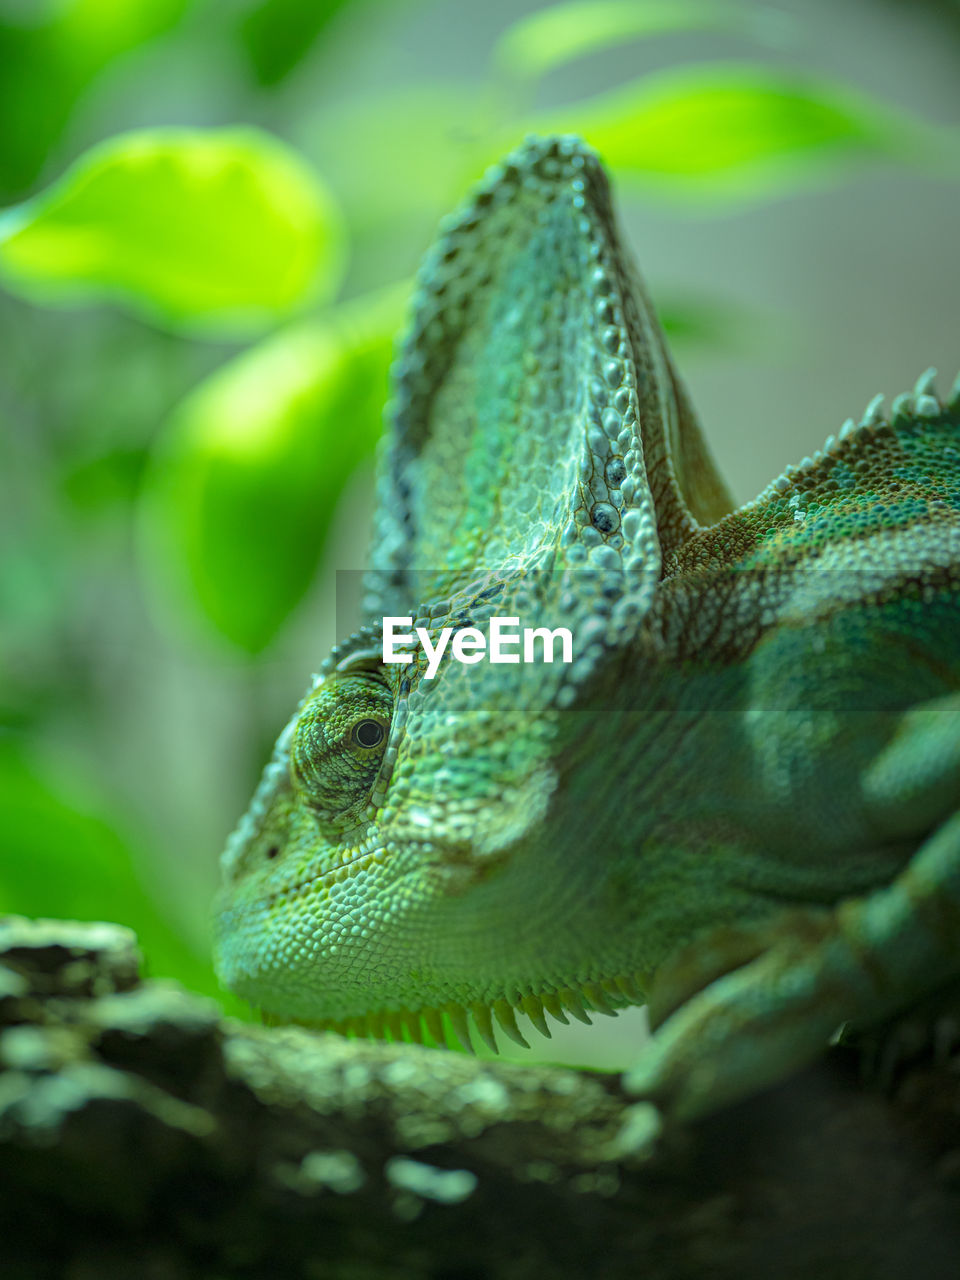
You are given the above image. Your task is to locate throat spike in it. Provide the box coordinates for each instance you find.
[614,974,646,1004]
[367,1012,386,1040]
[541,993,570,1025]
[446,1003,475,1053]
[494,999,531,1048]
[423,1007,446,1047]
[471,1003,499,1053]
[521,994,552,1039]
[559,988,593,1025]
[583,982,618,1016]
[404,1012,424,1044]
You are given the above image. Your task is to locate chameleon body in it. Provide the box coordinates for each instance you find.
[215,136,960,1120]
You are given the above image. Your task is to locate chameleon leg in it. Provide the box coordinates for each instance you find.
[623,806,960,1121]
[863,690,960,841]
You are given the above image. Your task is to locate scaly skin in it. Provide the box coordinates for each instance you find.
[214,136,960,1120]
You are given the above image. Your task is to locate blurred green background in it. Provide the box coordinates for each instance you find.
[1,0,958,1060]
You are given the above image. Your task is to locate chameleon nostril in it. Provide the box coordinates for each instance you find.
[266,846,279,860]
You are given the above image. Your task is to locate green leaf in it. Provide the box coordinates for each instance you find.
[528,66,934,200]
[0,736,218,998]
[493,0,751,81]
[140,284,406,653]
[239,0,375,86]
[0,0,189,201]
[55,0,189,57]
[0,127,346,334]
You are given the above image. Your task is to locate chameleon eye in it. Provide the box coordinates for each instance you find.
[352,719,385,749]
[290,675,392,822]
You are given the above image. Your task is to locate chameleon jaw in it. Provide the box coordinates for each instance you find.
[274,971,649,1055]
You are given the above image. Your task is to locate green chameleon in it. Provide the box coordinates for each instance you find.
[214,136,960,1121]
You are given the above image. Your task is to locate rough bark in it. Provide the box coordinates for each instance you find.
[1,916,958,1279]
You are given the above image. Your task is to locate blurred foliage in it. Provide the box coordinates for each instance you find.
[530,65,927,197]
[0,128,345,332]
[142,284,403,651]
[0,0,189,200]
[0,737,229,1000]
[1,0,957,1013]
[492,0,754,82]
[238,0,373,84]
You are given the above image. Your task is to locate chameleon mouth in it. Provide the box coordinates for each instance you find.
[269,972,649,1053]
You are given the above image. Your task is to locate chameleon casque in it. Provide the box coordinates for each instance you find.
[215,135,960,1121]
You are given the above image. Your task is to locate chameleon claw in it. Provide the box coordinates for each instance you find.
[605,1102,663,1161]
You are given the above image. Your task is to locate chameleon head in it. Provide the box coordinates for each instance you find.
[213,612,655,1046]
[213,134,734,1049]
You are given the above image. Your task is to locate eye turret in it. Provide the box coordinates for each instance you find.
[289,675,392,824]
